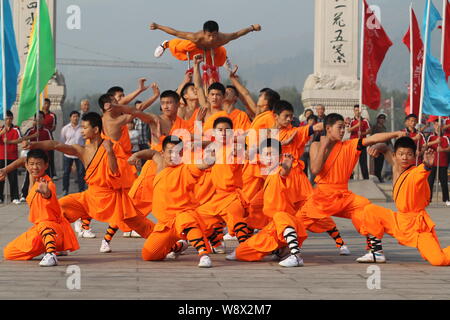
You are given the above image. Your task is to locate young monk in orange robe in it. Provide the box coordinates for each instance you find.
[356,137,450,266]
[2,150,79,266]
[299,113,405,262]
[22,112,155,253]
[223,85,251,132]
[226,139,307,267]
[150,20,261,66]
[195,117,250,249]
[141,135,215,267]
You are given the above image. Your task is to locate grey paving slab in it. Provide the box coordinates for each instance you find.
[1,199,450,300]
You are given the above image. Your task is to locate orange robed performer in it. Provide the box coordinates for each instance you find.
[141,135,215,268]
[24,112,155,249]
[2,150,79,266]
[227,140,307,268]
[151,20,261,67]
[299,113,405,263]
[358,138,450,266]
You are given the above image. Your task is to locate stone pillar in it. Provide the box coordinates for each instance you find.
[11,0,65,175]
[302,0,368,120]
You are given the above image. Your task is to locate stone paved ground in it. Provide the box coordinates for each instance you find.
[1,197,450,300]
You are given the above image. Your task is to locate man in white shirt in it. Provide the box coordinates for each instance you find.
[60,111,86,195]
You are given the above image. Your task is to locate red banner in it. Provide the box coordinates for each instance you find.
[402,7,423,116]
[361,0,393,110]
[443,0,450,80]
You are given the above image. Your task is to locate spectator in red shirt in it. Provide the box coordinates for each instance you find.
[299,108,313,126]
[426,120,450,206]
[443,116,450,138]
[42,98,57,179]
[402,113,426,163]
[348,104,371,179]
[20,111,53,200]
[0,111,21,204]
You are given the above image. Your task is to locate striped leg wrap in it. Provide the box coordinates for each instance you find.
[326,227,345,248]
[283,227,301,255]
[233,222,250,243]
[40,227,57,254]
[184,227,207,256]
[103,226,118,243]
[170,241,184,253]
[208,224,225,248]
[81,218,92,230]
[368,235,383,253]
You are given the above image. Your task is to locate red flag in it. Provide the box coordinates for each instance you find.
[361,0,393,110]
[443,0,450,80]
[402,7,423,116]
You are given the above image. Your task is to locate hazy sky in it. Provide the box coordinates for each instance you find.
[53,0,446,100]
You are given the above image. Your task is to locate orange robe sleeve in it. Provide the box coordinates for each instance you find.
[128,160,157,216]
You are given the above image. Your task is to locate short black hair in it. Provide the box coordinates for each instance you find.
[160,90,180,102]
[226,85,239,97]
[27,149,48,164]
[135,100,142,105]
[213,116,233,129]
[307,114,318,123]
[259,88,280,111]
[98,93,113,111]
[6,110,13,118]
[405,113,418,121]
[81,112,103,132]
[353,104,360,109]
[44,98,51,104]
[273,100,294,115]
[107,86,124,96]
[394,136,416,153]
[70,110,80,117]
[203,20,219,33]
[208,82,226,95]
[162,135,183,151]
[259,138,282,157]
[180,82,195,104]
[324,113,345,127]
[304,108,313,115]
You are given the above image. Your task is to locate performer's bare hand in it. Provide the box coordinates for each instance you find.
[0,168,6,181]
[22,140,31,150]
[193,54,203,65]
[37,178,50,198]
[138,78,149,92]
[423,148,435,167]
[151,82,160,96]
[128,154,139,166]
[149,22,158,30]
[252,24,262,31]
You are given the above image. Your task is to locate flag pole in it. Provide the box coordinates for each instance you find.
[390,96,395,131]
[357,0,365,180]
[1,0,7,205]
[410,3,414,115]
[36,0,40,142]
[418,0,431,127]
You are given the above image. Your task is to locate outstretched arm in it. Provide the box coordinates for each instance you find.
[118,78,150,105]
[150,23,198,42]
[24,140,83,159]
[128,149,159,166]
[192,54,209,109]
[362,131,405,147]
[111,103,159,126]
[221,24,261,45]
[229,72,257,117]
[0,157,26,180]
[136,83,160,111]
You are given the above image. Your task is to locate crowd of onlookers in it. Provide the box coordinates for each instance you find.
[0,99,448,206]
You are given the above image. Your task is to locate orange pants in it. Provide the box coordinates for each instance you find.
[200,198,247,237]
[4,220,79,260]
[60,192,154,238]
[245,190,270,230]
[360,204,450,266]
[142,211,206,261]
[235,211,307,262]
[297,209,337,233]
[168,39,227,66]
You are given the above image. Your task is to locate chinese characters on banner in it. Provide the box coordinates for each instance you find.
[330,0,348,65]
